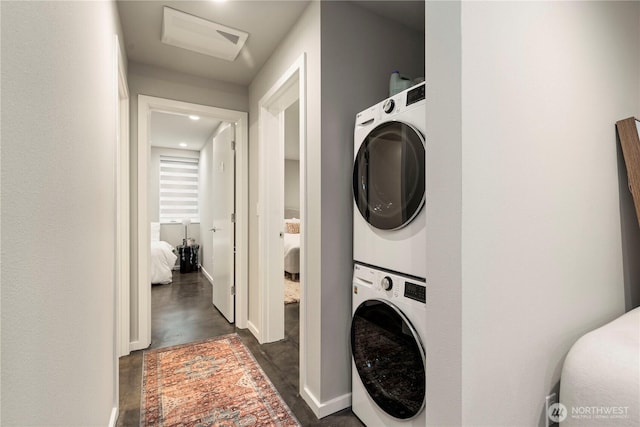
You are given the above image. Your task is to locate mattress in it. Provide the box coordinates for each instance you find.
[284,232,300,275]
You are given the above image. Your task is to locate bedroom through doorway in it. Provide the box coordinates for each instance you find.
[134,95,248,352]
[283,100,301,335]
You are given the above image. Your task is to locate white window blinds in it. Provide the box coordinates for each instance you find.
[159,156,199,223]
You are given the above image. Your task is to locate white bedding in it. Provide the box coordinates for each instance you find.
[560,307,639,426]
[150,240,177,284]
[284,232,300,275]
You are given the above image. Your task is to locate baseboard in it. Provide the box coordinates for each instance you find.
[129,340,146,352]
[247,320,260,342]
[201,266,214,284]
[301,386,351,419]
[108,406,118,427]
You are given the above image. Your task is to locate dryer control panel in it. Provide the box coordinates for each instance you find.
[406,83,425,106]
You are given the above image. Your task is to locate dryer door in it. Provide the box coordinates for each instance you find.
[351,299,426,420]
[353,121,425,230]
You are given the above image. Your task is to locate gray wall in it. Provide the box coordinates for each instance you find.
[285,160,300,213]
[319,0,424,402]
[128,62,248,342]
[248,0,424,412]
[284,101,300,213]
[248,0,323,399]
[1,1,123,424]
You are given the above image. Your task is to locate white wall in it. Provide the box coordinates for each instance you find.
[424,2,463,425]
[458,2,639,426]
[1,1,123,424]
[199,134,215,276]
[199,123,234,277]
[128,62,248,343]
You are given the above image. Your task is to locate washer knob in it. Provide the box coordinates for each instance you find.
[381,276,393,291]
[382,99,395,114]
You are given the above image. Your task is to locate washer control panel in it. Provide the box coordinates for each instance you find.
[404,281,426,303]
[353,263,426,304]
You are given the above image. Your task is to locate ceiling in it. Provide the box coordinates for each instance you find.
[117,0,311,86]
[150,111,222,151]
[118,1,424,152]
[117,0,424,86]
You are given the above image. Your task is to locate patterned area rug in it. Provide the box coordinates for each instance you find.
[141,334,300,426]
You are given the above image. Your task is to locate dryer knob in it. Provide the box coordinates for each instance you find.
[381,276,393,291]
[382,99,395,114]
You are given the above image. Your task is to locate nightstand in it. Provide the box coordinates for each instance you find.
[177,244,199,273]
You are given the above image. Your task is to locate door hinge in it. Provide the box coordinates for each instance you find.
[231,286,235,295]
[231,140,236,151]
[231,212,236,223]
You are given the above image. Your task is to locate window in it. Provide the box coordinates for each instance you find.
[159,156,199,223]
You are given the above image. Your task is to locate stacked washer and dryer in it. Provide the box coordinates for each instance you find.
[350,83,427,427]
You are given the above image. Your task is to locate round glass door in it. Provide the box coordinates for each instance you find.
[351,299,426,419]
[353,121,425,230]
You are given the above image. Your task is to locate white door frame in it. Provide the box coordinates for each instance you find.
[134,95,249,350]
[112,34,129,426]
[115,37,130,359]
[257,54,307,349]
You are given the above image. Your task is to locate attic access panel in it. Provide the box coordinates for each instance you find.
[161,7,248,62]
[616,117,640,227]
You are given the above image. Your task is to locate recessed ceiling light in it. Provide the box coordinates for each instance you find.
[189,115,200,121]
[179,142,188,147]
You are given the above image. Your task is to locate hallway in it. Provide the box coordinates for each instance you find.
[117,271,363,426]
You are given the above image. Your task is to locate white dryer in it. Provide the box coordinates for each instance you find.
[353,83,426,279]
[351,262,426,427]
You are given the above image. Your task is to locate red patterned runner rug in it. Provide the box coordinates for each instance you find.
[141,334,300,426]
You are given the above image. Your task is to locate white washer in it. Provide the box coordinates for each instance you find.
[353,83,426,279]
[351,262,426,427]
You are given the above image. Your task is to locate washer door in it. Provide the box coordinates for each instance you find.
[351,299,426,420]
[353,121,425,230]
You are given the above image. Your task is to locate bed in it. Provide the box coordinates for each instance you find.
[150,222,178,285]
[284,216,300,280]
[560,306,639,426]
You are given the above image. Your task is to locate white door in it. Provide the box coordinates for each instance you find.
[211,123,235,323]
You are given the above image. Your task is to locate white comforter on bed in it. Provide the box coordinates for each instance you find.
[284,232,300,275]
[560,307,639,426]
[150,240,177,284]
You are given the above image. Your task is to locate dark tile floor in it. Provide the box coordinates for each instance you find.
[117,270,363,426]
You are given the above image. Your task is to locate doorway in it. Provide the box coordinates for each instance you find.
[283,100,301,339]
[257,54,306,358]
[133,95,248,352]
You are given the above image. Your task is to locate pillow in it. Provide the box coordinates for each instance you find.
[284,218,300,233]
[150,222,161,242]
[286,222,300,234]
